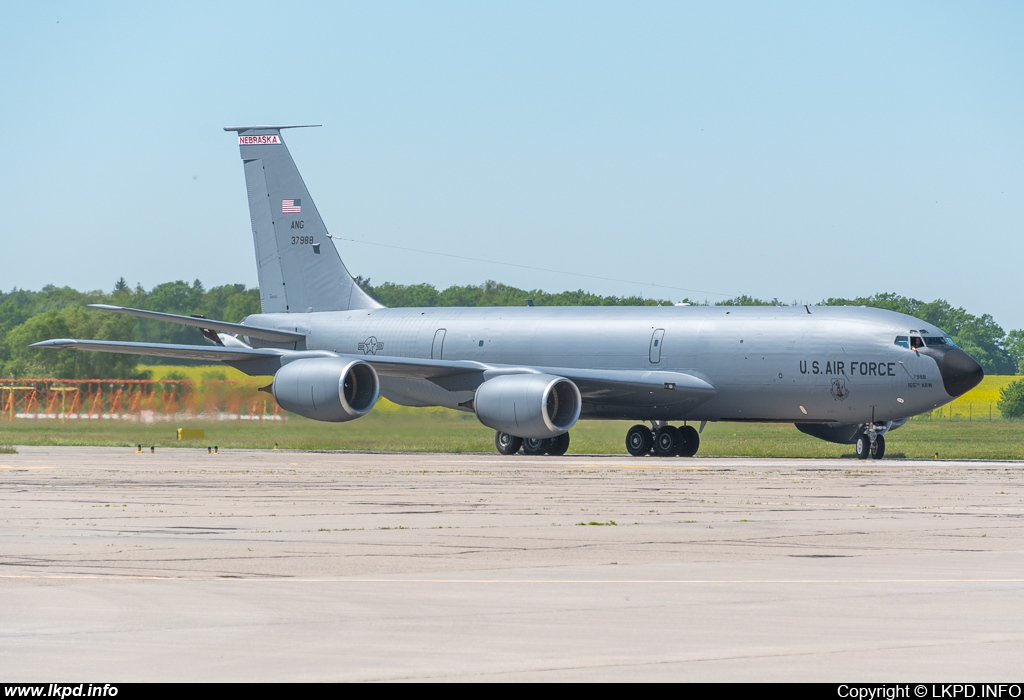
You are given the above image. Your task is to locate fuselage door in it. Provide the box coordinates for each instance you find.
[649,328,665,364]
[431,329,447,360]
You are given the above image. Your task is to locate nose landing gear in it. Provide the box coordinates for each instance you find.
[855,425,887,460]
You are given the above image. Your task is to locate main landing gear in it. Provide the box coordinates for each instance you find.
[494,431,570,456]
[494,422,701,458]
[626,423,700,457]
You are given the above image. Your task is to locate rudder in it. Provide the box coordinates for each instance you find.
[225,125,382,313]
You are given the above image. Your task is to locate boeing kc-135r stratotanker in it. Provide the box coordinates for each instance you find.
[34,125,984,459]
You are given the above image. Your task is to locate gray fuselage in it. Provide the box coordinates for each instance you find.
[243,304,966,424]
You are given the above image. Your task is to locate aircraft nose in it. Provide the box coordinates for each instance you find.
[937,348,984,398]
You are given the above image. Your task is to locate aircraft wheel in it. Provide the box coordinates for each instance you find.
[625,425,653,456]
[654,426,683,457]
[522,437,551,456]
[678,425,700,457]
[548,432,570,456]
[855,435,870,460]
[870,434,886,460]
[495,431,522,456]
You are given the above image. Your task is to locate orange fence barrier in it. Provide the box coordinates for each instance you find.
[0,379,284,422]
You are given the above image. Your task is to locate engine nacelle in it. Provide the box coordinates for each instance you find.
[272,357,380,422]
[474,374,581,439]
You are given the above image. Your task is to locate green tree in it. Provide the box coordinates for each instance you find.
[222,288,261,322]
[202,283,247,320]
[134,280,206,346]
[716,295,782,306]
[3,307,146,379]
[370,282,441,307]
[1002,329,1024,375]
[359,278,677,308]
[953,314,1015,375]
[997,379,1024,419]
[822,294,1015,375]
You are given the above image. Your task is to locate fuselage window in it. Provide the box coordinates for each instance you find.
[894,336,909,349]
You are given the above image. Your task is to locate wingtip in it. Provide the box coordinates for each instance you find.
[30,339,74,348]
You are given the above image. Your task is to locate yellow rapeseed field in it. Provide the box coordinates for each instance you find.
[139,365,457,415]
[924,374,1021,420]
[141,364,260,383]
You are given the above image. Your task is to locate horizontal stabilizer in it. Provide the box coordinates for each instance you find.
[87,305,305,343]
[223,125,321,132]
[31,338,286,362]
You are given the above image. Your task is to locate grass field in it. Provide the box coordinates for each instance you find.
[2,405,1023,460]
[0,366,1019,460]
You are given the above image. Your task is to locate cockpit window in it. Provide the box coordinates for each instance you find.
[894,336,909,349]
[924,336,952,347]
[910,336,925,349]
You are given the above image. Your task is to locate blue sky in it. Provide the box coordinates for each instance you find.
[3,2,1021,328]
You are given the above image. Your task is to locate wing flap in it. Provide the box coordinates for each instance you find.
[551,368,716,405]
[355,355,716,406]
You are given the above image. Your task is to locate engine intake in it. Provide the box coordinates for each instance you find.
[474,374,581,439]
[272,357,380,422]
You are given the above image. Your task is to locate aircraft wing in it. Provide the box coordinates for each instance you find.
[29,339,489,377]
[26,339,493,387]
[30,340,717,407]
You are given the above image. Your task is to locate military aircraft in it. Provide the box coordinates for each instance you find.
[33,125,984,459]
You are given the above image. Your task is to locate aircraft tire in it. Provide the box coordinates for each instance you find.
[855,435,870,460]
[547,432,570,456]
[495,431,523,456]
[625,425,653,456]
[654,426,683,457]
[522,437,552,456]
[870,434,886,460]
[678,425,700,457]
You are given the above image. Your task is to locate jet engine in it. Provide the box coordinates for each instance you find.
[272,357,380,422]
[474,374,581,439]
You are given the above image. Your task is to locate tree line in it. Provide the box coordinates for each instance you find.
[1,279,259,379]
[2,277,1021,378]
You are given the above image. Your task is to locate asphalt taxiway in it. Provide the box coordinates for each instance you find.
[1,446,1023,681]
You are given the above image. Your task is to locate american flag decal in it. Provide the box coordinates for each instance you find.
[282,199,302,214]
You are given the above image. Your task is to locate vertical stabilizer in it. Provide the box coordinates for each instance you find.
[225,125,383,313]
